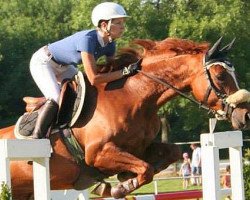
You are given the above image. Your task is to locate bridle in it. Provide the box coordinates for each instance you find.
[136,56,237,120]
[202,58,237,120]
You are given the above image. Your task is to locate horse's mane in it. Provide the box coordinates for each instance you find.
[137,38,209,55]
[97,38,210,72]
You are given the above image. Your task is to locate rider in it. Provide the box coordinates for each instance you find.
[26,2,137,139]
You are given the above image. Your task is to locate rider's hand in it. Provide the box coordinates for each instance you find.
[122,63,139,76]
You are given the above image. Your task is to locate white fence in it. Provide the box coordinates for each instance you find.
[201,130,245,200]
[0,139,51,200]
[0,139,88,200]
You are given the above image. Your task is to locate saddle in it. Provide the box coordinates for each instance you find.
[14,71,86,139]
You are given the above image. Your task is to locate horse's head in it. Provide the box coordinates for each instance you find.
[191,37,250,130]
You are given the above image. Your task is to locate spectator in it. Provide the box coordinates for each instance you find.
[190,143,202,186]
[221,165,231,200]
[179,152,191,189]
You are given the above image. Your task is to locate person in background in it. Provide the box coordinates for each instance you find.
[221,165,231,200]
[179,152,191,189]
[20,2,138,139]
[190,143,202,186]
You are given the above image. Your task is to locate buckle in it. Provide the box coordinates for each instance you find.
[43,46,59,64]
[43,46,52,57]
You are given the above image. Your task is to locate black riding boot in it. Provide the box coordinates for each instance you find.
[32,99,58,139]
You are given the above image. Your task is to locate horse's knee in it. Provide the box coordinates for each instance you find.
[169,143,182,161]
[138,163,154,184]
[144,143,181,173]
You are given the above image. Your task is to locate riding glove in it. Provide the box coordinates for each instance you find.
[122,63,139,76]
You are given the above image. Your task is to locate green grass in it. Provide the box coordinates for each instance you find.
[131,179,201,194]
[0,182,12,200]
[89,178,202,198]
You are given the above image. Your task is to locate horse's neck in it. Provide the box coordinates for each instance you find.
[134,54,204,107]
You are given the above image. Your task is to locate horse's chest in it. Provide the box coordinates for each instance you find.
[119,122,160,155]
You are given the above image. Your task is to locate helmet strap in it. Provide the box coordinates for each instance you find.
[106,19,113,43]
[107,19,112,32]
[98,20,113,43]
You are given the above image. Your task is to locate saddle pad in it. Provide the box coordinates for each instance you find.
[14,111,39,139]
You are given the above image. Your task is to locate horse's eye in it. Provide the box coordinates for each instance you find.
[215,71,227,81]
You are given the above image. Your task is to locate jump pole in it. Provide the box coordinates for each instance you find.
[200,128,245,200]
[0,139,51,200]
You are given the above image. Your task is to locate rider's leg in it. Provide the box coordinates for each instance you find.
[30,46,61,103]
[29,47,61,138]
[55,64,78,83]
[32,99,58,139]
[30,48,78,138]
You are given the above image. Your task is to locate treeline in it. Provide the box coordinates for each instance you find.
[0,0,249,142]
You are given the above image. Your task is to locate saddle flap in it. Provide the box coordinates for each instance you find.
[57,80,77,125]
[57,71,86,127]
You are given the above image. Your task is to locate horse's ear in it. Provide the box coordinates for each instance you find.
[205,37,223,62]
[220,37,236,52]
[207,37,223,57]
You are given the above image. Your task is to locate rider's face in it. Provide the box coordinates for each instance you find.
[109,18,126,39]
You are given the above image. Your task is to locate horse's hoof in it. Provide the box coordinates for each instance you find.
[91,182,112,197]
[111,178,138,198]
[111,184,127,199]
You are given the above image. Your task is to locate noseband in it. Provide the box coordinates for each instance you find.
[137,56,237,120]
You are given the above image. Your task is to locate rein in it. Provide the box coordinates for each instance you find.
[137,70,215,114]
[137,57,236,119]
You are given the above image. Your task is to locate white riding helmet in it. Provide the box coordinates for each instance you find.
[91,2,129,27]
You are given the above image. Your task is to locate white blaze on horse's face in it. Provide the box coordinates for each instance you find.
[206,61,240,89]
[206,61,250,121]
[204,61,239,120]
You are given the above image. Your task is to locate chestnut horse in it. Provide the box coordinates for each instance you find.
[1,37,250,199]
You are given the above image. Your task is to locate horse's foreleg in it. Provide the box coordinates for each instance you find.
[86,143,154,198]
[116,143,181,182]
[144,142,181,174]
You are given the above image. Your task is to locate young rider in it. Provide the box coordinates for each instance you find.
[26,2,137,139]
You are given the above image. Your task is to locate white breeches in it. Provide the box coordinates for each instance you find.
[30,46,78,103]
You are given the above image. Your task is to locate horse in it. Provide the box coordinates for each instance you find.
[1,37,250,199]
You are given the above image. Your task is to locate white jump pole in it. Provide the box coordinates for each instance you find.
[0,139,51,200]
[200,130,245,200]
[51,189,89,200]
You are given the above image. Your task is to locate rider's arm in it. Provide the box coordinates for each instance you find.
[81,51,123,86]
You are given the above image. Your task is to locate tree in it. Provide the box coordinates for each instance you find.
[0,0,75,126]
[0,0,249,144]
